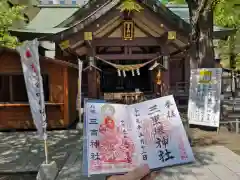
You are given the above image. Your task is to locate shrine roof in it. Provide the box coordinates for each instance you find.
[9,4,81,37]
[26,6,79,29]
[9,0,235,40]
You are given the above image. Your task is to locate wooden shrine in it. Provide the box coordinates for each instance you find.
[0,48,78,130]
[52,1,192,102]
[2,0,233,130]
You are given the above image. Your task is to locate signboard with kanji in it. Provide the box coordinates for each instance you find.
[188,68,222,127]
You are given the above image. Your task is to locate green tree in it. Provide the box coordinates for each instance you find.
[0,0,25,48]
[169,0,240,68]
[214,0,240,68]
[169,0,216,68]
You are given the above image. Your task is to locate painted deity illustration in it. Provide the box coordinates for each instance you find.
[98,104,135,164]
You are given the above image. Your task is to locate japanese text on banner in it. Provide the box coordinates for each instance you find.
[17,39,47,139]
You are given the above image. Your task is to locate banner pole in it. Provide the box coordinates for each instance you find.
[44,138,49,164]
[78,60,83,124]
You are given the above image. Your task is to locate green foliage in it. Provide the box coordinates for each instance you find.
[214,0,240,28]
[0,0,25,48]
[214,0,240,68]
[169,0,240,68]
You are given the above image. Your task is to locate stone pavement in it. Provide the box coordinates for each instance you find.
[0,130,79,173]
[56,145,240,180]
[0,130,240,180]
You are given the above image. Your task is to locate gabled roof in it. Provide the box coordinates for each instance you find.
[26,6,79,29]
[10,0,235,41]
[9,4,81,37]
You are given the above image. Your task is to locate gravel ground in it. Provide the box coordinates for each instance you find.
[188,126,240,155]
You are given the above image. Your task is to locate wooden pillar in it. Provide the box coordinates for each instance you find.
[63,67,69,126]
[9,75,13,102]
[85,40,98,99]
[87,66,98,98]
[96,70,101,98]
[184,54,190,83]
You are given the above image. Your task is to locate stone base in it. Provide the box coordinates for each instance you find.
[36,161,58,180]
[76,122,83,130]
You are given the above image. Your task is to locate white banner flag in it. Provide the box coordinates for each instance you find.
[77,60,83,111]
[17,39,47,140]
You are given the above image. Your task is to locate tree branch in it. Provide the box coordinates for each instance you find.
[192,0,209,25]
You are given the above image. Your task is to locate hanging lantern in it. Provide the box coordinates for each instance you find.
[136,69,140,76]
[156,70,161,85]
[123,70,126,77]
[117,69,121,76]
[131,69,135,76]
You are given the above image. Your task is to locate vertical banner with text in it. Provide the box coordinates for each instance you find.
[17,39,47,139]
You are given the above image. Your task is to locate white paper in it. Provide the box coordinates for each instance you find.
[17,39,47,140]
[85,95,195,176]
[188,68,222,127]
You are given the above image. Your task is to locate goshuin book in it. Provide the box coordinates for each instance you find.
[83,95,195,176]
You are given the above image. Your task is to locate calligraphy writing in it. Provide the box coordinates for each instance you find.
[91,152,101,160]
[90,105,96,114]
[151,114,160,126]
[120,120,128,139]
[148,104,160,115]
[30,62,47,130]
[165,100,175,119]
[90,129,98,136]
[155,136,168,149]
[89,118,98,124]
[90,140,100,148]
[135,108,148,161]
[150,101,175,163]
[158,149,175,162]
[134,108,140,117]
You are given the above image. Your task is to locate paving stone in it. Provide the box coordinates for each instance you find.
[1,131,240,180]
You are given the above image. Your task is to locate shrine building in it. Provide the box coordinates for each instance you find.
[0,0,234,130]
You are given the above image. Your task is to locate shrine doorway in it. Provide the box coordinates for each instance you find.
[99,60,152,93]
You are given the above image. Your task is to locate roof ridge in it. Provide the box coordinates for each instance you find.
[35,4,81,8]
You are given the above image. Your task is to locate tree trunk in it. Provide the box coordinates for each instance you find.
[198,6,215,68]
[188,0,199,69]
[187,0,215,69]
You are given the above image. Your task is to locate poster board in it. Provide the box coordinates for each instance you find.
[188,68,222,127]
